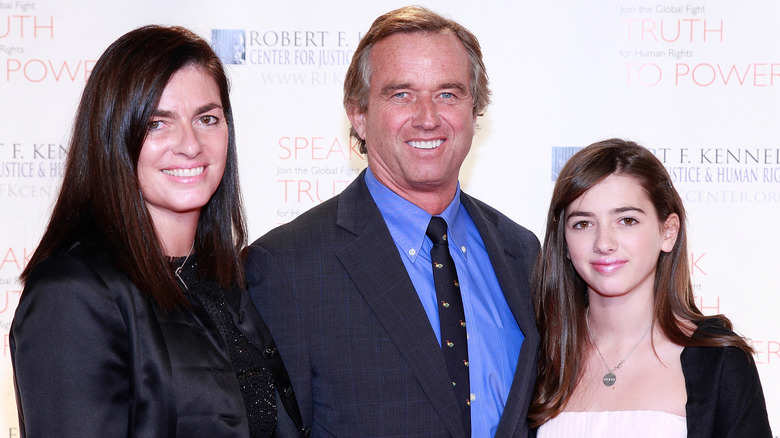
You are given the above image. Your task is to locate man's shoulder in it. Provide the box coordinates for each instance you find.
[251,172,381,248]
[461,192,539,245]
[251,196,340,246]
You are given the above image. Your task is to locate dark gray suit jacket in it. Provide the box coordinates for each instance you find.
[247,170,540,437]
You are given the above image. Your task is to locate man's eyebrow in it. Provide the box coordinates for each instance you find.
[379,82,467,96]
[379,83,413,95]
[438,82,467,92]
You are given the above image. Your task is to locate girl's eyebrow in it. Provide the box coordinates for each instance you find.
[566,206,646,221]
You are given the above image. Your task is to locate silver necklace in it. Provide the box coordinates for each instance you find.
[174,243,194,290]
[585,308,651,387]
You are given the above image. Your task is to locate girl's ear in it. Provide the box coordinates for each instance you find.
[661,213,680,253]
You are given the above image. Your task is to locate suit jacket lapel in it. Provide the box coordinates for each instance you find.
[461,194,536,340]
[461,193,539,437]
[333,173,468,438]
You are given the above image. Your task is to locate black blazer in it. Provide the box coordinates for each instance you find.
[247,170,541,437]
[11,241,305,438]
[683,321,772,437]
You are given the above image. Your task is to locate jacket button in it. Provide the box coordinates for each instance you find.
[265,347,276,357]
[238,311,246,323]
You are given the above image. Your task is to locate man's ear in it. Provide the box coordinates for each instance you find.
[661,213,680,253]
[347,104,366,141]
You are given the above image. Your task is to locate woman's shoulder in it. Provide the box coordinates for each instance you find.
[23,241,129,303]
[682,319,759,386]
[691,317,737,338]
[684,318,751,362]
[14,241,139,347]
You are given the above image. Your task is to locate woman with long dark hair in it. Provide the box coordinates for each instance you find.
[11,25,306,437]
[530,139,771,437]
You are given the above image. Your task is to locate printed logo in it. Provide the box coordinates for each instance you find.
[211,29,246,65]
[551,147,583,181]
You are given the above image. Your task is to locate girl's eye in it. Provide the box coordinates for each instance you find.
[571,220,590,229]
[621,217,639,226]
[148,120,163,130]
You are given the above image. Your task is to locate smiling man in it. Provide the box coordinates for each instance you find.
[246,6,540,437]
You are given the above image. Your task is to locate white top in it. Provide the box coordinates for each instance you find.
[537,410,686,438]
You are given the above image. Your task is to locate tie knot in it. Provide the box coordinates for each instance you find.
[426,216,449,246]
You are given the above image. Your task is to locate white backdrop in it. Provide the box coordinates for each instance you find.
[1,1,777,434]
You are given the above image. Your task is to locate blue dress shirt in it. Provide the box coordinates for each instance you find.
[364,168,524,437]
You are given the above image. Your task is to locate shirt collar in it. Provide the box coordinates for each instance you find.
[364,167,467,263]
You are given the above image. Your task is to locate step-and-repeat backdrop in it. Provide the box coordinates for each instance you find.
[1,0,777,433]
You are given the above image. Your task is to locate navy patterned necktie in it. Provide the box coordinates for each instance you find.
[426,216,470,433]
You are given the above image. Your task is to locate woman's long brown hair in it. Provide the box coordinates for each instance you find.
[21,26,246,311]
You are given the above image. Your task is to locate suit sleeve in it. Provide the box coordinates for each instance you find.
[245,243,313,428]
[11,255,132,438]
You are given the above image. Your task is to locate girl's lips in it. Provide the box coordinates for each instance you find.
[591,259,627,274]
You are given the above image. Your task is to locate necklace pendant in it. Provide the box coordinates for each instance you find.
[175,266,188,290]
[603,372,616,386]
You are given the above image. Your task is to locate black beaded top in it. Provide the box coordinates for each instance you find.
[173,255,277,438]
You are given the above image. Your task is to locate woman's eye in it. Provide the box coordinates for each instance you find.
[199,115,218,125]
[148,120,163,130]
[621,217,639,226]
